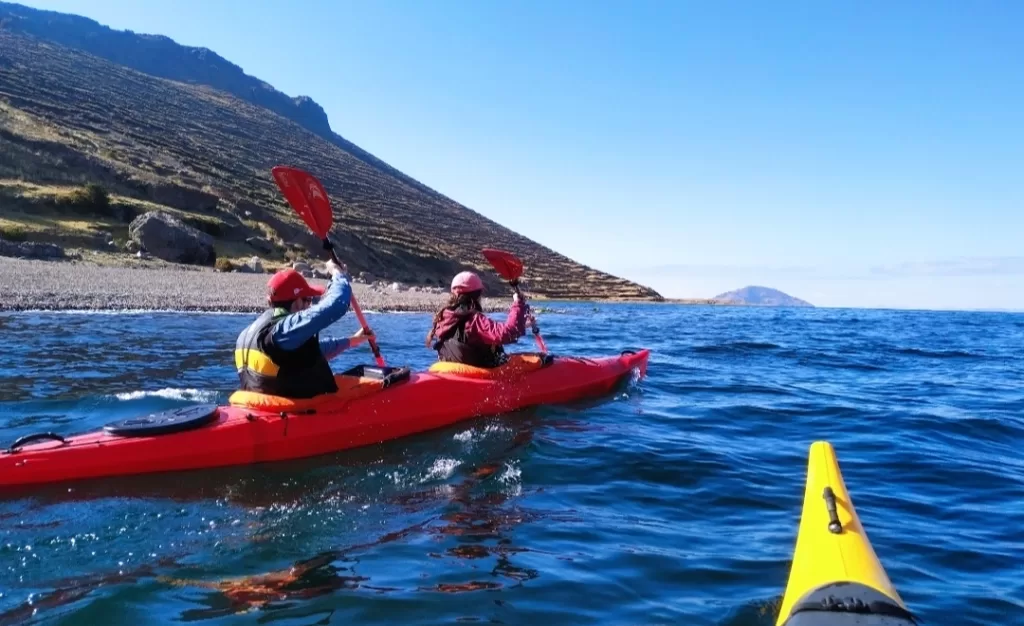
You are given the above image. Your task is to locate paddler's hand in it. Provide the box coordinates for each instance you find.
[350,327,373,345]
[325,259,348,278]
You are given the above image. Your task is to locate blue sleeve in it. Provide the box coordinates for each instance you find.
[271,276,352,351]
[320,336,353,360]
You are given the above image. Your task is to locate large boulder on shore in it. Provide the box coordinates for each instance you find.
[128,211,216,266]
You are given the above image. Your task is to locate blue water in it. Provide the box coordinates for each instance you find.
[0,305,1022,625]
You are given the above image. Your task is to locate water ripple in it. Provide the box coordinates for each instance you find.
[0,306,1022,624]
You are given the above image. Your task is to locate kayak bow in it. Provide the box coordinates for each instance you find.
[776,441,917,626]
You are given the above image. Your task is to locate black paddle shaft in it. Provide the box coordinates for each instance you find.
[320,237,384,363]
[322,237,343,266]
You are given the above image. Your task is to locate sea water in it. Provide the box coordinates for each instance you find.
[0,305,1021,624]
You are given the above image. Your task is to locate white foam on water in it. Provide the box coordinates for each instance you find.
[499,461,521,485]
[484,423,510,435]
[453,430,475,442]
[499,462,523,496]
[113,388,220,402]
[386,469,410,486]
[454,422,512,447]
[421,458,461,483]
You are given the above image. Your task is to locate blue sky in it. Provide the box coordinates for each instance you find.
[18,1,1024,310]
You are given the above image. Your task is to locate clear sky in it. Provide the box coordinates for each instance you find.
[17,1,1024,310]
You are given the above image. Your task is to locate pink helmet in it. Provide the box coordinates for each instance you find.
[451,271,484,295]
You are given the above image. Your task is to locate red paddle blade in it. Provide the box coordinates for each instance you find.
[271,166,333,239]
[482,248,523,281]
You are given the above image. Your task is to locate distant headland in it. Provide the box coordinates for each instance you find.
[712,286,813,307]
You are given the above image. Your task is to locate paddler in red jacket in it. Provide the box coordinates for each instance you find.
[425,271,527,368]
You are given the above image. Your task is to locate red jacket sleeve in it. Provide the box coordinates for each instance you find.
[464,300,527,346]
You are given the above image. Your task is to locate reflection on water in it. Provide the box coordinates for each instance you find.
[0,412,558,621]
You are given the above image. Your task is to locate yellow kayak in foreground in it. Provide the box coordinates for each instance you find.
[776,441,918,626]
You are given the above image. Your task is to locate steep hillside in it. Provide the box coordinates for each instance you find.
[0,3,660,300]
[0,1,433,197]
[713,286,813,307]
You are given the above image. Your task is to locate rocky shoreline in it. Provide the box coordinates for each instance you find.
[0,257,519,314]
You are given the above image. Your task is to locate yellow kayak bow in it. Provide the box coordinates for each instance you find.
[776,441,917,626]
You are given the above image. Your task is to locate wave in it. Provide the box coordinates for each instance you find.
[663,382,794,397]
[692,341,782,354]
[797,356,889,372]
[113,388,221,402]
[713,403,865,421]
[894,347,984,359]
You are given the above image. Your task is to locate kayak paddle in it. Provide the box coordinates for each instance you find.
[482,248,548,353]
[270,165,385,367]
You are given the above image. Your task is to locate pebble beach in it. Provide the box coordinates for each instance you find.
[0,257,512,313]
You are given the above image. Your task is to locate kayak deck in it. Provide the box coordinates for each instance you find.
[0,350,649,488]
[777,441,916,625]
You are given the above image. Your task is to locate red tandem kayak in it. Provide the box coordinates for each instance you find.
[0,350,649,488]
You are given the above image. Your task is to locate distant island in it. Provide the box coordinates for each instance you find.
[713,286,813,307]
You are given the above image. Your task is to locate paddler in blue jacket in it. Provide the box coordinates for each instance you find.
[234,260,372,398]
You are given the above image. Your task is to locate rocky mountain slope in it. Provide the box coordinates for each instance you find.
[0,2,660,300]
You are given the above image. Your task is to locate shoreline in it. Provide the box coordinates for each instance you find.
[0,256,462,314]
[1,256,665,314]
[0,257,819,314]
